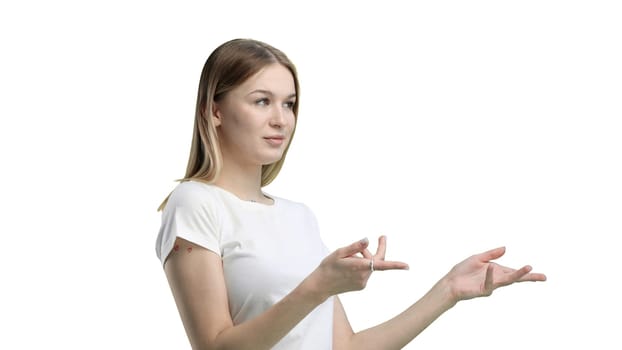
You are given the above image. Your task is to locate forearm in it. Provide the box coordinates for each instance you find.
[348,278,456,350]
[212,278,326,350]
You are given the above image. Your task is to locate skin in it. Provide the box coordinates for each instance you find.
[211,63,297,204]
[164,63,547,350]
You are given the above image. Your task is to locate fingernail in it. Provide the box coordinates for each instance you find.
[359,237,369,245]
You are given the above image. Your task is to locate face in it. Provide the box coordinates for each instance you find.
[212,63,296,167]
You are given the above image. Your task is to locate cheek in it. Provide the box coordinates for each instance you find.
[284,110,296,125]
[223,110,254,133]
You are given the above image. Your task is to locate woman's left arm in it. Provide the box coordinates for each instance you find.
[333,239,547,350]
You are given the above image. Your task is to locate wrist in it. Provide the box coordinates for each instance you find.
[298,272,330,305]
[431,276,459,310]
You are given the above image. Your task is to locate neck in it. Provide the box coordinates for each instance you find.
[213,159,270,204]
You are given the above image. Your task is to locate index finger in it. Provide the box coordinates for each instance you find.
[336,238,370,258]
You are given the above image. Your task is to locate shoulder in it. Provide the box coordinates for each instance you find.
[273,194,305,209]
[274,195,318,220]
[165,180,222,212]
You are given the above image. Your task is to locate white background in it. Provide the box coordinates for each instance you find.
[1,1,620,349]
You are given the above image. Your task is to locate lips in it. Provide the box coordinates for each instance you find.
[264,135,285,146]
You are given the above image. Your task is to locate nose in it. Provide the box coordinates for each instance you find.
[269,106,287,128]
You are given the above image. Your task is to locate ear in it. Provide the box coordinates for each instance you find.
[209,102,222,127]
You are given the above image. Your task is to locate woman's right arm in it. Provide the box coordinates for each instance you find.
[165,236,408,350]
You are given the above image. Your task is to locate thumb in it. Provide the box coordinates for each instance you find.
[479,246,506,262]
[336,238,369,258]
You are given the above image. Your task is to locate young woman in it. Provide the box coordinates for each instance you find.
[155,38,546,350]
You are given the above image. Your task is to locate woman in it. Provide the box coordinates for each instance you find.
[156,38,546,350]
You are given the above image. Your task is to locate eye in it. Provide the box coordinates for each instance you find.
[283,101,295,109]
[255,98,269,106]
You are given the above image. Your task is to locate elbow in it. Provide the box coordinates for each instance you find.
[194,329,233,350]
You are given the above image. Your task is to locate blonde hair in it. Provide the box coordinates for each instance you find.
[158,39,300,211]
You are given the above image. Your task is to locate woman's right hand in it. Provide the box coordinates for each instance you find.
[305,237,410,301]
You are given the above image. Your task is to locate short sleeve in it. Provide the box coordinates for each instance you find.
[155,182,222,266]
[302,203,331,257]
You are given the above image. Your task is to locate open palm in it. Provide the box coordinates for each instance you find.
[446,247,547,301]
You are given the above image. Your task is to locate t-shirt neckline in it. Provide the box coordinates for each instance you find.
[191,180,277,207]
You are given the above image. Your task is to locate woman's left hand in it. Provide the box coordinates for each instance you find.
[443,246,547,303]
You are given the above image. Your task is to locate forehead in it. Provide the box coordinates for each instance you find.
[236,63,296,96]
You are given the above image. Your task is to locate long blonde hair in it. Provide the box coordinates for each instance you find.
[158,39,300,211]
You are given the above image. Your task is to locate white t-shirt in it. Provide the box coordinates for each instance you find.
[156,180,334,349]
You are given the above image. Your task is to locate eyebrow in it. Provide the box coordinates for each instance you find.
[248,89,296,99]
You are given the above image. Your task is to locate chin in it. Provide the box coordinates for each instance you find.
[261,157,284,166]
[258,152,286,165]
